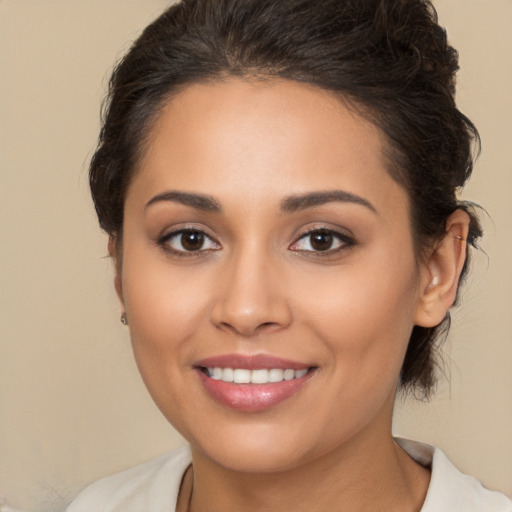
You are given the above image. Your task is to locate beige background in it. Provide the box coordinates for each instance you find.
[0,1,511,511]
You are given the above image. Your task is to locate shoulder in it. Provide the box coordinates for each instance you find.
[397,438,512,512]
[66,445,192,512]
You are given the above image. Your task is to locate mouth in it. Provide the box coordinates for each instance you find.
[194,355,317,411]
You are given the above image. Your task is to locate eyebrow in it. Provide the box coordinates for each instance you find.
[145,189,376,215]
[145,191,222,212]
[280,190,377,214]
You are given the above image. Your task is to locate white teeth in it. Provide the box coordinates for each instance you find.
[283,369,295,381]
[212,367,223,380]
[268,369,284,382]
[251,369,269,384]
[233,369,251,383]
[206,367,309,384]
[294,369,308,379]
[222,367,234,382]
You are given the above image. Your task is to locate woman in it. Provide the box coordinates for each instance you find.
[67,0,512,510]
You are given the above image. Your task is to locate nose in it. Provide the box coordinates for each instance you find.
[210,246,292,337]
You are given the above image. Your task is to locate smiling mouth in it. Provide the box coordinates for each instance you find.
[201,367,313,384]
[196,363,317,411]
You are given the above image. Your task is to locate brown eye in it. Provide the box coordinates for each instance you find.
[309,231,334,251]
[160,229,220,253]
[181,231,205,251]
[290,228,354,254]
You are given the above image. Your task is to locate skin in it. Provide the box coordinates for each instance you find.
[112,78,469,512]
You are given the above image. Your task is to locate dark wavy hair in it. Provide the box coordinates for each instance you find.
[89,0,482,397]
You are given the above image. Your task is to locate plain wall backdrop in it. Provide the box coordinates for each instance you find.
[0,1,511,511]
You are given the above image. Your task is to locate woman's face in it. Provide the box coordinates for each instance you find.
[119,78,430,472]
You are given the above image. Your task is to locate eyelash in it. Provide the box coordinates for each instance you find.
[289,228,355,256]
[157,228,221,258]
[157,227,355,258]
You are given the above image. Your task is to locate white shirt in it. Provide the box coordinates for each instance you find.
[66,440,512,512]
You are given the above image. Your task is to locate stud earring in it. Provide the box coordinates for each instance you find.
[120,312,128,325]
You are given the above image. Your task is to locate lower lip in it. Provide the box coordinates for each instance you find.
[197,369,314,412]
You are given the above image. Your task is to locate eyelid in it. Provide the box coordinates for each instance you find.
[289,226,355,253]
[156,222,217,242]
[157,226,221,255]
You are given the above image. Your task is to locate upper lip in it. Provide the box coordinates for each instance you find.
[194,353,313,370]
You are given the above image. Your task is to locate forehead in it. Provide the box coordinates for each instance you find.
[129,77,407,217]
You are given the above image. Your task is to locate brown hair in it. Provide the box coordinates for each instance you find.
[89,0,482,397]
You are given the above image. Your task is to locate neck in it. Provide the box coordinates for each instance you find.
[186,426,429,512]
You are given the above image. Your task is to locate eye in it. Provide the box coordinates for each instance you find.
[290,228,354,253]
[159,229,220,254]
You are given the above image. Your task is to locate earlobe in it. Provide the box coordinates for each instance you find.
[108,235,125,306]
[415,210,470,328]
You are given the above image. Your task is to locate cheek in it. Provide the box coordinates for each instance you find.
[288,256,420,435]
[119,249,214,426]
[294,250,420,375]
[120,243,212,364]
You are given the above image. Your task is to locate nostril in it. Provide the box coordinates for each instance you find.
[214,319,286,337]
[255,321,283,333]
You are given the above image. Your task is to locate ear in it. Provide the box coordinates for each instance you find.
[415,209,470,328]
[108,235,124,307]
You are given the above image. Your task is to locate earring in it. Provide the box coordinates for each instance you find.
[120,312,128,325]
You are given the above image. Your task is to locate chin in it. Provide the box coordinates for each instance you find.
[182,412,358,475]
[174,417,309,473]
[198,439,310,474]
